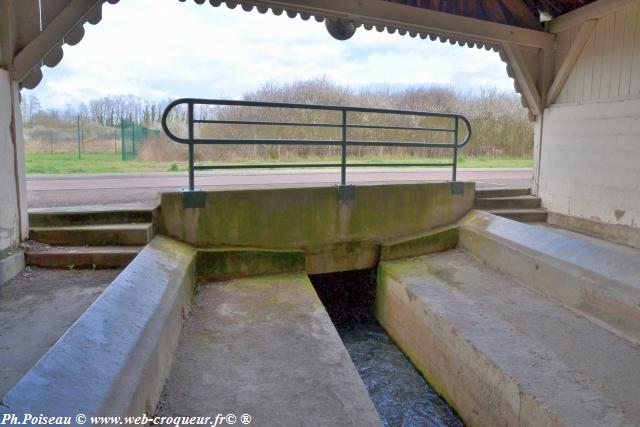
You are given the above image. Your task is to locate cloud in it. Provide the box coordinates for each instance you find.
[28,0,514,110]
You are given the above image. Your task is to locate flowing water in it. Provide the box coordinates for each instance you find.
[310,269,463,427]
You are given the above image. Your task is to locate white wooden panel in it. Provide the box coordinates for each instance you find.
[619,3,637,97]
[554,0,640,104]
[580,28,596,101]
[630,4,640,95]
[608,10,625,97]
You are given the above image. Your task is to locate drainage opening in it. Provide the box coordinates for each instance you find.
[309,269,463,427]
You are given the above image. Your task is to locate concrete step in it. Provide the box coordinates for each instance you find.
[475,195,542,210]
[475,187,530,198]
[486,208,548,223]
[25,244,142,269]
[461,210,640,344]
[159,273,383,426]
[377,250,640,427]
[30,223,154,246]
[28,205,157,227]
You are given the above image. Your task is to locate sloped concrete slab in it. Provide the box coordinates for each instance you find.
[1,236,196,417]
[0,268,118,396]
[377,250,640,427]
[159,273,382,427]
[461,210,640,343]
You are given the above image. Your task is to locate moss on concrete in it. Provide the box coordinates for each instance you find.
[197,247,306,281]
[380,225,459,261]
[159,183,474,273]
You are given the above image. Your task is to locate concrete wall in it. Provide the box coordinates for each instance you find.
[536,2,640,231]
[160,182,474,274]
[538,97,640,228]
[0,68,27,283]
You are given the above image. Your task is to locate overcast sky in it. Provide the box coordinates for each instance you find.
[27,0,515,110]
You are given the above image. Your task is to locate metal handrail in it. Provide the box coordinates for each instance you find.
[161,98,472,191]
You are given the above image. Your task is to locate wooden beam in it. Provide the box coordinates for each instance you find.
[14,0,41,51]
[546,19,597,106]
[252,0,554,49]
[11,0,101,83]
[501,42,542,115]
[549,0,634,33]
[0,1,15,70]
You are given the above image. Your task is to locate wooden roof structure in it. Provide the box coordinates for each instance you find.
[389,1,596,30]
[0,0,618,118]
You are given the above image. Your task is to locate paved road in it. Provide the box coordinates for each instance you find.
[27,168,533,208]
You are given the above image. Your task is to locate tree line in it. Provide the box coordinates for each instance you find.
[23,78,533,161]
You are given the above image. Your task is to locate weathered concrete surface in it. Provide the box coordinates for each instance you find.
[30,223,154,246]
[377,250,640,427]
[0,249,24,284]
[0,267,118,396]
[380,224,458,261]
[160,182,474,273]
[0,69,27,262]
[28,204,157,227]
[1,236,196,418]
[548,211,640,249]
[158,273,383,427]
[26,244,142,269]
[197,247,305,281]
[460,210,640,344]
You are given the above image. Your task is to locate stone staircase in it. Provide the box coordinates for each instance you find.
[26,205,157,268]
[475,187,547,223]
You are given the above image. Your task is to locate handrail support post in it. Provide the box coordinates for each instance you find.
[188,102,195,192]
[341,109,347,186]
[452,117,459,182]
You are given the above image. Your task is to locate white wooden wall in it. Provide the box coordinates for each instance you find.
[538,0,640,229]
[554,0,640,104]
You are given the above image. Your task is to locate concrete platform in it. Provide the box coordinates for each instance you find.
[25,244,142,269]
[461,211,640,343]
[158,273,382,427]
[377,250,640,427]
[29,204,157,227]
[0,267,119,396]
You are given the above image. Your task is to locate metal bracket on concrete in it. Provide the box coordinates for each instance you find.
[338,185,356,201]
[181,189,205,208]
[450,181,465,195]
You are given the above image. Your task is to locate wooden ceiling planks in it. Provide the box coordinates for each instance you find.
[390,0,596,29]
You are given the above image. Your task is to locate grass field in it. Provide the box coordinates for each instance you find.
[25,152,533,174]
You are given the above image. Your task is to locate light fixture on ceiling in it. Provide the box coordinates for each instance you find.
[325,18,356,40]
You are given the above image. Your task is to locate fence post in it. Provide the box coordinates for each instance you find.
[77,115,81,160]
[120,119,125,161]
[49,130,53,154]
[452,117,459,182]
[114,127,117,154]
[132,122,136,160]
